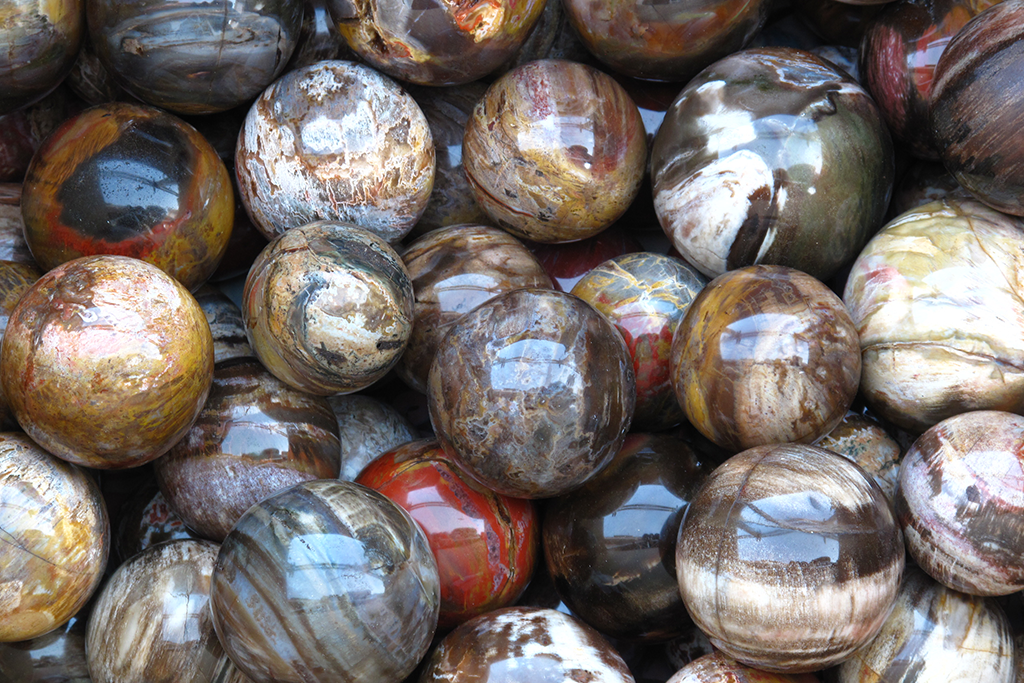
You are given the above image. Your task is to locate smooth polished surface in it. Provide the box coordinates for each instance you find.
[211,479,439,683]
[243,221,413,395]
[0,608,90,682]
[0,255,214,469]
[155,357,342,542]
[418,606,635,683]
[671,265,861,451]
[0,0,83,115]
[815,412,902,502]
[356,439,539,629]
[897,411,1024,596]
[0,433,108,642]
[652,47,893,281]
[88,0,301,114]
[85,539,249,683]
[329,394,418,481]
[543,432,713,642]
[667,652,819,683]
[860,0,998,159]
[843,197,1024,433]
[835,567,1014,682]
[562,0,769,82]
[331,0,545,85]
[115,485,198,563]
[428,287,635,499]
[193,284,253,364]
[931,0,1024,215]
[676,444,904,673]
[399,224,551,394]
[235,61,434,242]
[21,102,234,291]
[527,225,642,292]
[463,59,647,243]
[572,252,706,431]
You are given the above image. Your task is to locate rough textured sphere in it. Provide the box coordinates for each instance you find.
[211,479,439,683]
[843,196,1024,433]
[0,0,83,115]
[676,444,905,673]
[572,252,706,431]
[235,60,435,242]
[399,224,552,394]
[154,357,342,542]
[356,439,539,630]
[667,652,819,683]
[463,59,647,243]
[428,287,635,499]
[561,0,769,82]
[243,221,413,395]
[896,411,1024,596]
[0,433,109,642]
[543,432,713,642]
[21,102,234,291]
[671,265,861,452]
[835,567,1015,682]
[85,540,247,683]
[652,47,893,281]
[0,255,214,469]
[931,0,1024,215]
[88,0,302,114]
[418,606,634,683]
[330,0,545,85]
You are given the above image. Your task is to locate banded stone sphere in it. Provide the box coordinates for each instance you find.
[897,411,1024,596]
[428,287,635,499]
[0,0,83,115]
[676,444,905,673]
[243,221,413,395]
[211,480,439,683]
[0,255,214,469]
[671,265,861,452]
[652,47,893,281]
[843,197,1024,433]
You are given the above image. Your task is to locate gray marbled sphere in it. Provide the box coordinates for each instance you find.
[210,479,439,683]
[329,394,418,481]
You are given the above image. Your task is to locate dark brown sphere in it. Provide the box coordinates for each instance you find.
[154,357,341,542]
[0,255,214,469]
[0,0,83,115]
[676,444,904,673]
[428,287,635,499]
[671,265,861,452]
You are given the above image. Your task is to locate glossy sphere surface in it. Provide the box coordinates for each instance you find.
[88,0,302,114]
[235,61,434,242]
[428,288,635,499]
[329,394,418,481]
[193,284,253,363]
[860,0,997,159]
[115,485,198,563]
[0,255,214,468]
[0,609,89,682]
[572,252,706,431]
[652,47,893,281]
[85,540,244,683]
[332,0,545,85]
[21,102,234,291]
[896,411,1024,596]
[677,444,904,673]
[931,0,1024,215]
[815,412,902,502]
[0,0,83,115]
[835,567,1014,682]
[211,480,439,683]
[243,221,413,395]
[672,265,861,451]
[667,652,819,683]
[419,606,634,682]
[528,225,642,292]
[0,433,108,642]
[843,197,1024,432]
[543,432,713,641]
[0,259,42,429]
[356,439,539,629]
[463,59,647,243]
[562,0,769,82]
[399,224,552,393]
[155,357,341,542]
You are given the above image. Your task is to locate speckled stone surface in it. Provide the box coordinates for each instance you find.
[243,221,414,395]
[815,412,902,502]
[329,394,419,481]
[235,60,435,242]
[0,432,109,643]
[428,287,635,499]
[676,444,904,673]
[843,197,1024,433]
